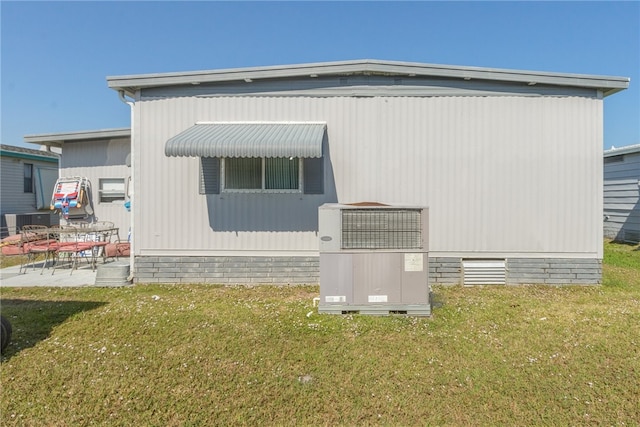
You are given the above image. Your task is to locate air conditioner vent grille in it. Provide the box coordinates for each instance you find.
[341,209,422,249]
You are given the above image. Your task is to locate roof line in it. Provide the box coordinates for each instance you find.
[0,144,59,162]
[106,59,630,97]
[24,127,131,145]
[604,143,640,156]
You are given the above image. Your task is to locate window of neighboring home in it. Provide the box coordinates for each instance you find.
[23,163,33,193]
[99,178,126,203]
[199,156,324,195]
[604,155,624,164]
[223,157,301,192]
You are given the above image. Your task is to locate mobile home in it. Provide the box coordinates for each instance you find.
[106,59,628,285]
[0,144,59,236]
[24,128,132,241]
[604,144,640,243]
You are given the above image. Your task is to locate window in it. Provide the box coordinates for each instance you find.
[604,155,624,164]
[199,156,324,195]
[23,163,33,193]
[223,157,300,192]
[99,178,126,203]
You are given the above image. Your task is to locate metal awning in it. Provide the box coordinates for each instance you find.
[165,122,326,158]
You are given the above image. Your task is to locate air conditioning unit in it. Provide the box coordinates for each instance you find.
[318,203,430,316]
[3,213,59,235]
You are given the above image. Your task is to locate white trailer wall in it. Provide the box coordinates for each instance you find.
[134,94,603,260]
[59,137,131,240]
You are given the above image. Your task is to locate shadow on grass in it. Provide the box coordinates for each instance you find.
[429,291,446,310]
[0,298,106,361]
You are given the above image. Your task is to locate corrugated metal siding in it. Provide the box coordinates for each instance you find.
[165,122,325,158]
[60,138,131,239]
[604,151,640,242]
[135,95,603,258]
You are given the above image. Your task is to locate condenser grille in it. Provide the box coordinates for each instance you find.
[341,209,422,249]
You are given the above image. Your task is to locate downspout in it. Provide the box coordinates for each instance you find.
[118,90,136,282]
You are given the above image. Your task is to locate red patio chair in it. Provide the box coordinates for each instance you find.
[53,226,97,275]
[1,234,30,274]
[25,225,62,274]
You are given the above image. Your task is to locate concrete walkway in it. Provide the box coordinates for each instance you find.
[1,260,100,287]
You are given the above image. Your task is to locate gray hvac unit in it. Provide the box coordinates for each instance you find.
[3,213,59,236]
[318,203,430,316]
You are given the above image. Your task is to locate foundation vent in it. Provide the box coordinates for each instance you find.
[463,259,506,285]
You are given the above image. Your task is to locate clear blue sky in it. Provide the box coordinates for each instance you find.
[2,1,639,150]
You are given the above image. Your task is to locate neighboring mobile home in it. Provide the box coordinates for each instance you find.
[0,144,59,236]
[105,59,628,285]
[604,144,640,243]
[24,128,132,242]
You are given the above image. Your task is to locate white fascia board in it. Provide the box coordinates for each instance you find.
[106,59,630,97]
[24,128,131,145]
[604,143,640,157]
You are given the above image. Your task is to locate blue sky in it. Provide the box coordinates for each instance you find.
[2,1,638,149]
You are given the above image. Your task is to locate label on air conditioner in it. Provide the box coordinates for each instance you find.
[404,253,423,272]
[368,295,388,303]
[325,295,346,303]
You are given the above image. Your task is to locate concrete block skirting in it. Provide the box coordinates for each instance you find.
[429,257,602,285]
[507,258,602,285]
[133,256,601,285]
[134,256,319,284]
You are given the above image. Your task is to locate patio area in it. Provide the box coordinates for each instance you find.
[1,259,130,287]
[1,223,131,288]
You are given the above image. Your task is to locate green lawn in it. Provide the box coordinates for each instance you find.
[1,240,638,426]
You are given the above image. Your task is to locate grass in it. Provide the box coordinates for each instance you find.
[1,240,639,426]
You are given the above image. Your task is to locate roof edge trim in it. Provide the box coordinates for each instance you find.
[24,128,131,145]
[106,59,630,97]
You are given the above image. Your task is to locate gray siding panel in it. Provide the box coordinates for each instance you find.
[1,156,57,215]
[135,95,603,259]
[603,151,640,242]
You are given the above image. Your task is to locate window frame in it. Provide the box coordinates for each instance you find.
[221,157,303,194]
[23,163,34,193]
[98,178,126,203]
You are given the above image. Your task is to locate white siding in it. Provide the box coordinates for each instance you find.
[134,95,603,259]
[60,138,131,240]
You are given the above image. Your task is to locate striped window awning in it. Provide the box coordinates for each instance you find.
[165,122,326,158]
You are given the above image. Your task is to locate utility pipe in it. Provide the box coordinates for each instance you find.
[118,90,136,282]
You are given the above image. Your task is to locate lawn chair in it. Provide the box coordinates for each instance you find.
[90,221,126,262]
[20,225,55,273]
[25,225,62,274]
[53,226,97,275]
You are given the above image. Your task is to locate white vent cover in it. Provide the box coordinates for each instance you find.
[463,260,506,285]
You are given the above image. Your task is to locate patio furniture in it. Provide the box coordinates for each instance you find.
[52,222,120,275]
[53,226,98,275]
[23,225,62,274]
[1,234,29,274]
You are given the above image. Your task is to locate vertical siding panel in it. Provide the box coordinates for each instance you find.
[58,139,130,236]
[134,94,603,258]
